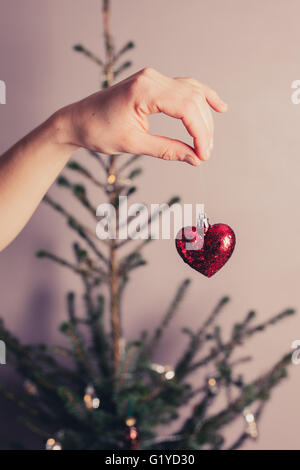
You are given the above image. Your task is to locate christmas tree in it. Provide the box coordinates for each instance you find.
[0,0,296,450]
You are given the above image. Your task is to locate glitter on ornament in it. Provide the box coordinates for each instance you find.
[175,218,236,277]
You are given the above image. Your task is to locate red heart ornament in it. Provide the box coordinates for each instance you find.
[175,223,236,277]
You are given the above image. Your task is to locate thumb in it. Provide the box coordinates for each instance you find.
[134,132,201,167]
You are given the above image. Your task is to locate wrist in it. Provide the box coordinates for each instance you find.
[47,105,79,152]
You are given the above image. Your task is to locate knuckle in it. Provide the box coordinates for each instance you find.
[140,67,156,76]
[137,67,156,82]
[130,67,156,93]
[161,145,175,161]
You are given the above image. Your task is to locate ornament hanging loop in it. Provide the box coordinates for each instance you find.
[197,212,210,229]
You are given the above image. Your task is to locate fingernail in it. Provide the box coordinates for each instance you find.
[185,155,200,166]
[209,139,214,151]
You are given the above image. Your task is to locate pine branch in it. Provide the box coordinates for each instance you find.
[103,0,115,86]
[60,323,101,387]
[51,345,73,358]
[148,279,191,353]
[87,150,108,173]
[114,41,134,62]
[80,272,111,377]
[199,296,231,333]
[71,215,109,267]
[175,297,230,379]
[0,386,39,419]
[118,252,147,276]
[67,292,77,324]
[67,160,105,189]
[0,324,85,419]
[187,308,295,375]
[58,387,87,422]
[180,391,215,438]
[127,167,143,181]
[116,196,180,248]
[35,250,104,282]
[117,154,142,175]
[118,344,139,389]
[18,417,51,440]
[227,400,265,450]
[44,194,108,247]
[57,175,98,218]
[120,238,152,264]
[191,353,290,447]
[114,61,132,78]
[246,308,295,336]
[73,44,104,67]
[72,241,108,280]
[90,295,111,377]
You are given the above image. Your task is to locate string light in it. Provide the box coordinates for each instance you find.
[150,363,165,374]
[129,427,138,440]
[207,377,219,395]
[45,438,62,450]
[150,363,175,380]
[243,408,258,439]
[125,417,136,427]
[107,174,116,184]
[83,384,100,410]
[165,369,175,380]
[23,379,38,396]
[125,415,139,450]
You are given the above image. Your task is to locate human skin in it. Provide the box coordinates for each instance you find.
[0,68,227,251]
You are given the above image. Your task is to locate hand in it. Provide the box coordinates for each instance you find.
[59,67,228,166]
[0,67,227,251]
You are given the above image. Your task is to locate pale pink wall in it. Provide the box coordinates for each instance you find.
[0,0,300,449]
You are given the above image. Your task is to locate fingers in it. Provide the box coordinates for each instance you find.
[155,81,212,161]
[176,77,228,113]
[202,84,228,113]
[181,99,212,161]
[129,68,228,164]
[133,131,201,167]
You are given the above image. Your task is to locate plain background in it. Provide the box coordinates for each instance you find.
[0,0,300,449]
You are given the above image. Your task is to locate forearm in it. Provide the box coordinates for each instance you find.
[0,110,77,251]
